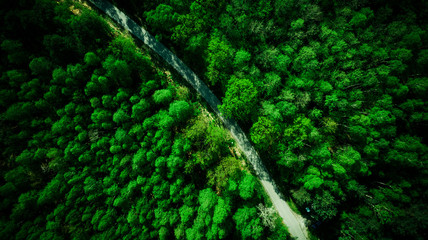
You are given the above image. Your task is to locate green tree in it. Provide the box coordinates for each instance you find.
[1,39,28,65]
[37,174,64,206]
[84,51,100,66]
[207,156,240,189]
[205,31,235,87]
[311,191,338,221]
[212,198,231,238]
[233,207,264,239]
[301,166,324,191]
[250,117,277,152]
[153,89,173,105]
[29,57,52,76]
[131,99,150,121]
[179,204,194,225]
[262,72,282,97]
[239,174,256,200]
[113,107,130,125]
[103,55,132,87]
[145,4,179,32]
[219,76,258,122]
[233,49,251,69]
[283,116,313,149]
[168,100,193,124]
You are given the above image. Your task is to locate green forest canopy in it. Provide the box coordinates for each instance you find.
[1,0,428,239]
[0,0,289,239]
[111,0,428,239]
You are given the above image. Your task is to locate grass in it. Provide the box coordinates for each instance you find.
[287,196,302,216]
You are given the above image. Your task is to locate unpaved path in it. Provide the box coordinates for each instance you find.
[89,1,309,239]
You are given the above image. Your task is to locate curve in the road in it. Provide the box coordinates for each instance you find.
[89,1,309,239]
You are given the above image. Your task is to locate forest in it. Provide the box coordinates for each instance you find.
[1,0,428,239]
[108,0,428,239]
[0,0,289,239]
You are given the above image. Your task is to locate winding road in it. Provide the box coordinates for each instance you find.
[89,1,309,239]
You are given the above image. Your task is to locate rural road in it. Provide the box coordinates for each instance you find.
[89,0,309,239]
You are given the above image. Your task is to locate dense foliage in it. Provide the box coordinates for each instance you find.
[0,1,289,239]
[111,0,428,239]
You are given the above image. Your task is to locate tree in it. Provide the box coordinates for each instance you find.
[156,110,174,130]
[186,188,218,239]
[257,203,276,230]
[275,54,292,74]
[204,124,229,165]
[250,117,277,152]
[179,204,194,225]
[406,77,428,99]
[301,166,324,190]
[283,116,313,149]
[211,197,231,239]
[145,4,179,32]
[83,176,102,203]
[219,76,258,122]
[166,156,184,179]
[37,174,64,205]
[68,7,111,49]
[207,156,240,188]
[291,187,311,207]
[168,100,193,124]
[153,89,173,105]
[276,100,297,120]
[262,72,281,97]
[205,31,235,87]
[113,107,130,125]
[11,190,39,221]
[291,18,304,30]
[91,108,112,129]
[84,52,100,66]
[131,99,150,121]
[239,174,256,200]
[293,46,318,72]
[172,0,222,44]
[103,55,132,87]
[43,34,80,64]
[233,49,251,69]
[6,69,28,88]
[336,146,363,176]
[311,191,338,221]
[184,114,209,143]
[233,207,264,239]
[1,39,28,65]
[386,135,427,168]
[198,188,217,211]
[29,57,52,76]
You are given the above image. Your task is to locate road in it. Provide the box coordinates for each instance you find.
[89,1,309,239]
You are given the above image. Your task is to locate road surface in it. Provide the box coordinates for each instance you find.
[89,1,309,239]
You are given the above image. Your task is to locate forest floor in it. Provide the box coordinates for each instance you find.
[88,0,309,239]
